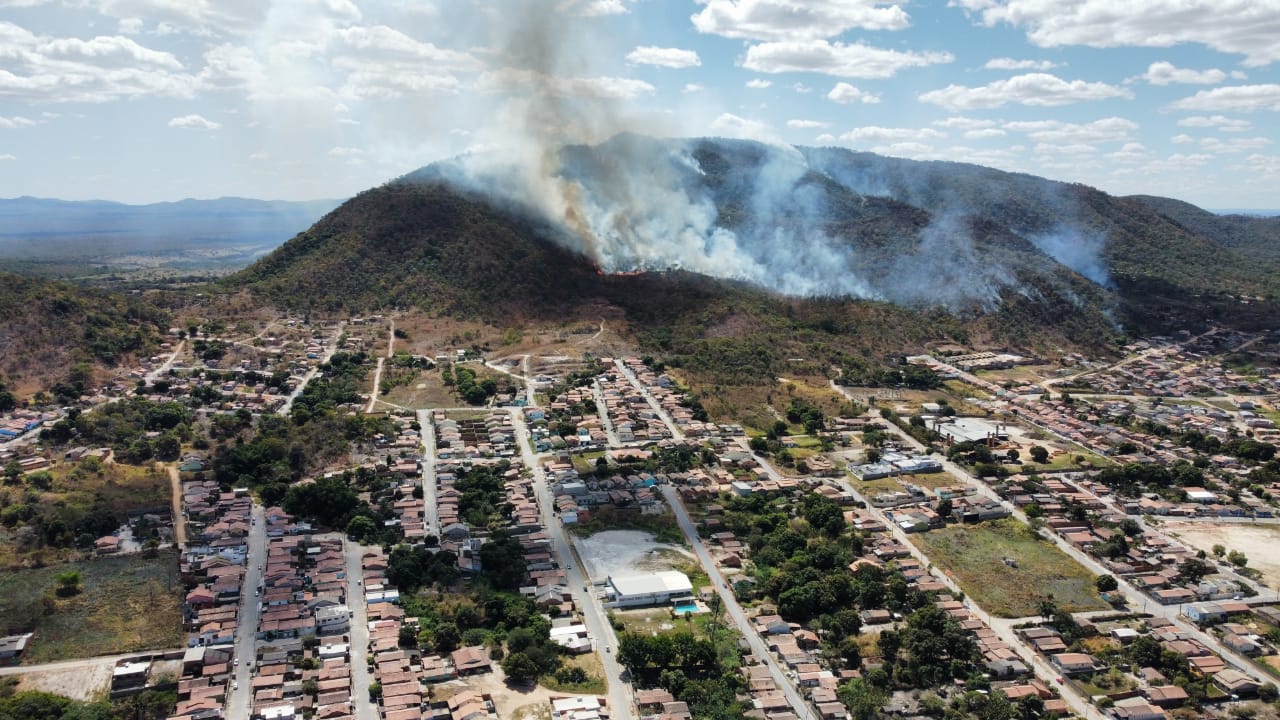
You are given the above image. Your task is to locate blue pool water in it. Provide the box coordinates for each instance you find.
[673,603,698,615]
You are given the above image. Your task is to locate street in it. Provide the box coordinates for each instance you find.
[509,408,635,720]
[660,485,817,720]
[226,504,266,719]
[343,537,379,720]
[416,409,439,537]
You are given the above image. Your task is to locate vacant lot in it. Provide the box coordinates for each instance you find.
[0,550,183,662]
[0,459,170,567]
[911,519,1107,618]
[1163,521,1280,589]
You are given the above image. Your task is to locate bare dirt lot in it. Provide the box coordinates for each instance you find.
[1162,521,1280,588]
[435,667,599,720]
[12,657,115,701]
[574,530,694,580]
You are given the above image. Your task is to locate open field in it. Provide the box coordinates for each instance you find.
[911,519,1107,618]
[0,550,183,662]
[1162,521,1280,589]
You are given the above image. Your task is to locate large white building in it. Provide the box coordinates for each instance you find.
[606,570,694,608]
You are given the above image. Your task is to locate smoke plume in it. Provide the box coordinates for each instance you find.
[427,0,1113,313]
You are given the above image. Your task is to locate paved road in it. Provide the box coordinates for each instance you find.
[612,359,685,441]
[591,379,621,448]
[510,409,634,720]
[660,485,817,720]
[344,537,379,720]
[279,323,344,416]
[227,504,266,718]
[417,409,439,537]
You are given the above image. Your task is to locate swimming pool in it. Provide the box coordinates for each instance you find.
[673,602,699,615]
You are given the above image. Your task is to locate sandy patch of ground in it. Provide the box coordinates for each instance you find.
[574,530,694,580]
[1162,521,1280,588]
[15,659,114,701]
[437,668,599,720]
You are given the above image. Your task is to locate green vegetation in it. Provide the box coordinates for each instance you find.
[567,507,683,545]
[0,551,183,662]
[0,687,178,720]
[0,273,169,400]
[42,398,193,463]
[0,459,169,567]
[910,519,1107,617]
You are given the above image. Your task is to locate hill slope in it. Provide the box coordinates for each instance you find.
[0,274,170,398]
[229,136,1280,381]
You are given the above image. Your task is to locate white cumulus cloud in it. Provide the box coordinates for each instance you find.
[826,82,880,104]
[745,40,952,79]
[746,78,773,88]
[168,113,220,129]
[953,0,1280,67]
[625,46,701,68]
[1170,84,1280,112]
[1177,115,1252,131]
[691,0,912,42]
[919,73,1132,110]
[1141,61,1227,85]
[839,126,946,143]
[985,57,1058,71]
[787,119,829,129]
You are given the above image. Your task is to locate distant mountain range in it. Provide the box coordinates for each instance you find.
[0,196,342,271]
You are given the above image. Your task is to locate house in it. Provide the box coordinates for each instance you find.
[0,633,33,663]
[451,646,492,676]
[1050,652,1097,675]
[315,605,350,635]
[1212,669,1260,697]
[636,688,675,712]
[1143,685,1188,707]
[1110,702,1166,720]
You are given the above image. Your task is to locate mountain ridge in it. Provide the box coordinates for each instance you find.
[227,135,1280,384]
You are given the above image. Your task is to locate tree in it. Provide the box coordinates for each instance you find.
[1029,445,1049,463]
[346,515,377,542]
[54,569,81,597]
[838,678,886,720]
[432,622,461,653]
[1227,550,1248,568]
[501,651,541,684]
[1176,557,1211,584]
[1005,449,1020,463]
[1095,574,1118,592]
[1212,543,1226,558]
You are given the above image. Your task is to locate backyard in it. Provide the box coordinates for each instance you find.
[911,518,1108,617]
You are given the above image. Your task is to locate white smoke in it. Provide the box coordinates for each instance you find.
[413,0,1113,312]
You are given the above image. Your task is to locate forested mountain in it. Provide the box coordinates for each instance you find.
[229,135,1280,383]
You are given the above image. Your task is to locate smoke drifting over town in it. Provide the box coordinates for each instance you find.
[431,0,1114,312]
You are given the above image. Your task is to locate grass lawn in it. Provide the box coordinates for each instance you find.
[910,519,1108,618]
[0,550,184,662]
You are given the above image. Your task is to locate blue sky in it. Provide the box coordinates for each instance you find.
[0,0,1278,208]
